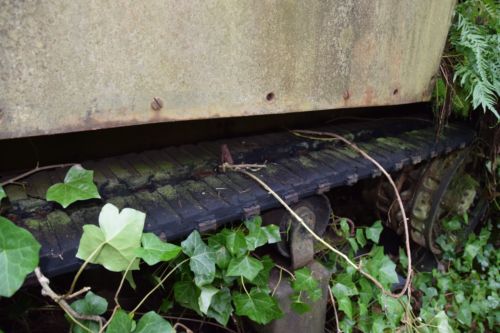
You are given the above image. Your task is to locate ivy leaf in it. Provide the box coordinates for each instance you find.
[76,204,145,272]
[46,165,101,208]
[356,229,366,247]
[251,255,274,287]
[0,217,41,297]
[181,231,216,287]
[340,218,350,236]
[379,294,404,326]
[0,186,6,203]
[365,221,383,243]
[244,218,281,251]
[331,273,358,299]
[226,230,247,257]
[337,296,354,319]
[173,281,201,315]
[232,288,283,324]
[208,231,231,269]
[106,309,133,333]
[434,311,453,333]
[291,294,311,314]
[71,291,108,315]
[291,267,322,302]
[69,291,107,333]
[365,247,398,287]
[226,255,263,281]
[207,288,233,326]
[198,286,219,314]
[456,301,472,327]
[262,224,281,244]
[135,233,181,266]
[134,311,174,333]
[399,248,408,269]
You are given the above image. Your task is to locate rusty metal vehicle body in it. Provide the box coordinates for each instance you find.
[1,0,455,139]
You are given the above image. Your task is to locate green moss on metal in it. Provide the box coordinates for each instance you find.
[298,156,316,168]
[24,218,42,230]
[158,185,177,200]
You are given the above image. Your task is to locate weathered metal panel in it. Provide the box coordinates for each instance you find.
[0,0,455,139]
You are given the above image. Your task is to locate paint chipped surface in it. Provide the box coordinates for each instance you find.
[0,0,455,139]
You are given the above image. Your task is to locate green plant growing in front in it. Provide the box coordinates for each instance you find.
[435,0,499,121]
[414,223,499,332]
[326,220,412,333]
[0,217,41,297]
[46,165,101,208]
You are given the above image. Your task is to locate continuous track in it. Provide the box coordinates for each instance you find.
[1,119,474,276]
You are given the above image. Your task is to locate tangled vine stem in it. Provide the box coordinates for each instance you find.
[34,267,105,332]
[222,129,413,298]
[0,163,76,187]
[291,129,412,297]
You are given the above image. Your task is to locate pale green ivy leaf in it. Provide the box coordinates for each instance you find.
[0,186,6,203]
[232,288,283,324]
[434,311,453,333]
[198,286,219,315]
[135,233,181,266]
[106,309,133,333]
[76,203,145,272]
[134,311,174,333]
[226,255,263,281]
[0,217,41,297]
[46,165,101,208]
[291,267,322,302]
[365,221,383,243]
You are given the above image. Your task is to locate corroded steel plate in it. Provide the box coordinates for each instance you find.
[0,0,455,139]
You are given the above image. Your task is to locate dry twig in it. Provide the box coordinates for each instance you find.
[34,267,104,331]
[0,163,75,187]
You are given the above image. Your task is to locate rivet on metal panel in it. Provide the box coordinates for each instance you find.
[150,97,163,111]
[343,90,350,100]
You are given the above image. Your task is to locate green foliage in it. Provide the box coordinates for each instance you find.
[106,309,133,333]
[69,291,108,333]
[232,288,283,324]
[290,267,322,314]
[181,230,217,287]
[0,186,6,203]
[327,225,408,332]
[365,220,383,243]
[134,312,174,333]
[76,203,145,272]
[135,233,181,266]
[448,0,499,119]
[46,165,101,208]
[0,217,41,297]
[173,217,285,325]
[415,223,499,332]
